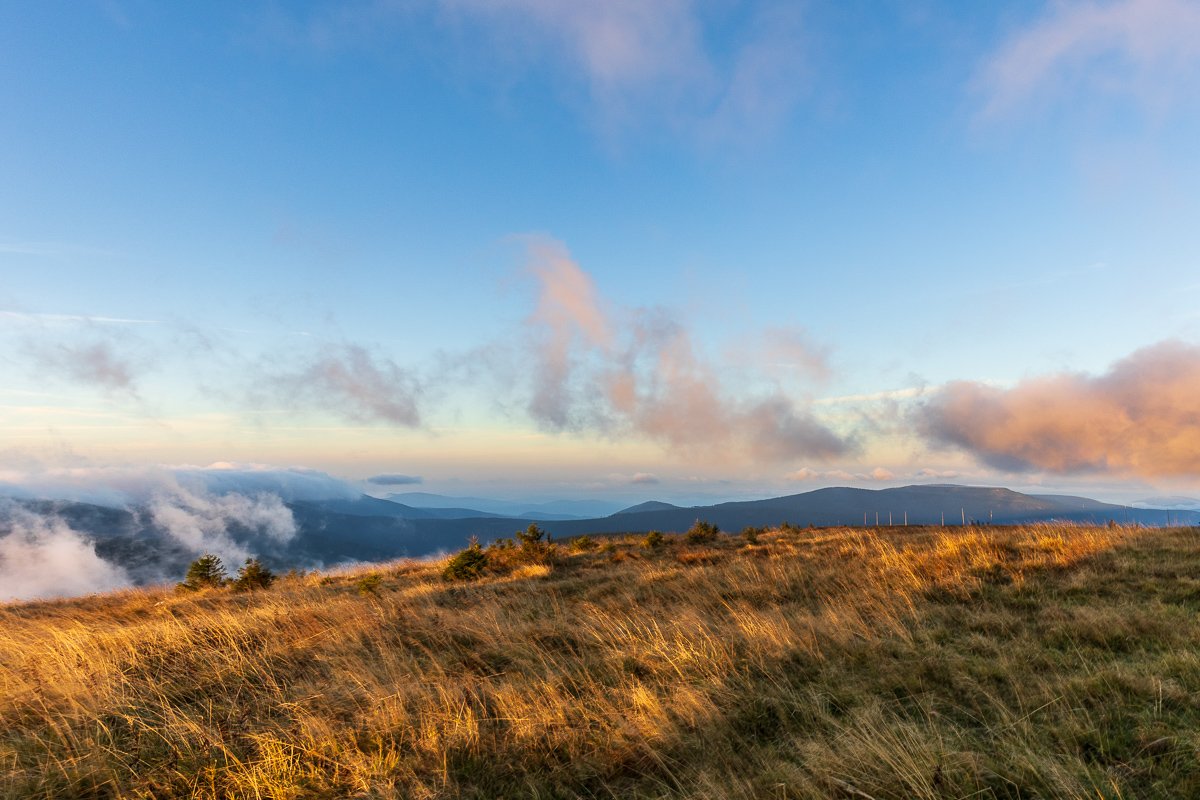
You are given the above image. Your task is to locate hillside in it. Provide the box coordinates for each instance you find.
[9,485,1192,602]
[3,523,1199,798]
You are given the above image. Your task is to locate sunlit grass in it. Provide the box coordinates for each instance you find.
[2,523,1198,798]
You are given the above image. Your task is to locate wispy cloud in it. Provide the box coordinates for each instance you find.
[272,344,423,427]
[976,0,1200,119]
[524,236,612,428]
[0,310,161,326]
[758,327,831,383]
[24,339,141,394]
[0,239,117,258]
[460,0,811,142]
[267,0,809,143]
[518,236,851,463]
[917,340,1200,477]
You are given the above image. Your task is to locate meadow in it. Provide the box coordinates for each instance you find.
[2,521,1198,799]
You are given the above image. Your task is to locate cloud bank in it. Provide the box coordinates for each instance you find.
[0,464,360,601]
[0,502,131,602]
[147,485,297,568]
[918,340,1200,477]
[365,473,423,486]
[520,236,851,463]
[0,463,359,507]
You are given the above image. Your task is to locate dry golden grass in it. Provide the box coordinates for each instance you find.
[2,523,1199,798]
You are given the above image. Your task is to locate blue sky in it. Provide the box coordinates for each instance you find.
[2,0,1200,504]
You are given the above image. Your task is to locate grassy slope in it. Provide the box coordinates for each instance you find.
[2,524,1199,799]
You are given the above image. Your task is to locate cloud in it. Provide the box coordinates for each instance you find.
[5,311,155,397]
[524,236,612,428]
[784,467,821,481]
[448,0,706,92]
[173,464,361,502]
[24,339,140,393]
[917,340,1200,477]
[275,344,422,426]
[519,236,851,463]
[759,327,831,382]
[0,463,359,507]
[454,0,810,141]
[147,484,297,568]
[0,464,360,600]
[915,468,961,480]
[270,0,809,143]
[977,0,1200,118]
[0,310,159,325]
[785,467,895,482]
[630,472,660,485]
[0,502,131,602]
[366,473,423,486]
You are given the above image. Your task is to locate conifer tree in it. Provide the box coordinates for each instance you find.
[178,553,228,591]
[232,557,276,591]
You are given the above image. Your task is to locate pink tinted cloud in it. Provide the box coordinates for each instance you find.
[521,237,850,463]
[523,236,611,428]
[918,340,1200,477]
[24,338,141,395]
[785,467,894,482]
[278,344,422,427]
[445,0,808,141]
[977,0,1200,118]
[448,0,704,89]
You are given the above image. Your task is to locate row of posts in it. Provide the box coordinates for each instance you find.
[857,509,1190,527]
[860,509,973,526]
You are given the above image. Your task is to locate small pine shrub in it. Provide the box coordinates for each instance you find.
[443,539,489,581]
[740,526,761,545]
[685,520,720,544]
[643,530,665,549]
[178,553,228,592]
[517,523,545,547]
[571,535,598,552]
[514,523,555,565]
[232,558,276,591]
[355,573,383,595]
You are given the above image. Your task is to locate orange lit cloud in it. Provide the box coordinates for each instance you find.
[785,466,893,482]
[918,340,1200,477]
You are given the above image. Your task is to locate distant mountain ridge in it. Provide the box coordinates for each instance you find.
[613,501,681,516]
[538,485,1186,539]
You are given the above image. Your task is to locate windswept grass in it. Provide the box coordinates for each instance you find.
[3,523,1199,798]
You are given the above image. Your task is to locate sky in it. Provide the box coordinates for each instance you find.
[2,0,1200,506]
